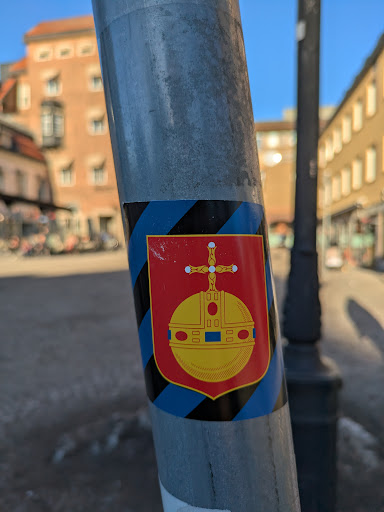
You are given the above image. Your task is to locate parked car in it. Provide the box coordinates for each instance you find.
[325,245,343,270]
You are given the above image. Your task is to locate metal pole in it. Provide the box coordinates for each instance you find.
[283,1,341,511]
[92,1,300,510]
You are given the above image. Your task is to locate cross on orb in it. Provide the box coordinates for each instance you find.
[184,241,238,291]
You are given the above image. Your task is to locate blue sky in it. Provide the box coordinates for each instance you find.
[1,0,383,120]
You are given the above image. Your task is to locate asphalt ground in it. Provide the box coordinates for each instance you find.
[0,250,383,511]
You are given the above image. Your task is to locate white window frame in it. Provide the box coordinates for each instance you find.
[352,99,363,132]
[365,146,377,183]
[45,76,61,97]
[341,167,351,197]
[333,127,342,154]
[324,179,332,206]
[352,158,363,190]
[366,80,377,117]
[35,47,52,62]
[90,75,103,92]
[342,114,352,144]
[56,45,74,59]
[318,145,326,168]
[325,136,334,162]
[90,117,106,135]
[91,165,107,185]
[59,167,74,187]
[41,111,54,137]
[331,175,341,202]
[77,42,95,57]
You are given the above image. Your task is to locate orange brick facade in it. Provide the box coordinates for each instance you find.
[1,16,123,241]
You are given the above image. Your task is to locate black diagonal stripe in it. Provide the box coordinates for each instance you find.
[123,202,150,240]
[186,382,260,421]
[133,262,150,328]
[272,378,288,412]
[256,217,269,264]
[268,301,278,352]
[144,356,169,401]
[168,200,242,235]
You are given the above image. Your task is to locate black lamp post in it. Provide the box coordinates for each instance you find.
[283,0,342,511]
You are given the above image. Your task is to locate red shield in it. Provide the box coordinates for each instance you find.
[147,235,270,399]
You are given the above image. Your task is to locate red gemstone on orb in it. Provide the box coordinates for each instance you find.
[238,330,249,340]
[207,302,218,316]
[176,331,188,341]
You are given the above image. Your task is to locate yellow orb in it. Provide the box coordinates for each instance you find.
[169,290,255,382]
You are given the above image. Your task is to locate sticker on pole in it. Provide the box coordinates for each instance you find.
[124,200,287,421]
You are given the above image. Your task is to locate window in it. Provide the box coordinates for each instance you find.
[325,137,334,161]
[17,83,31,110]
[365,146,377,183]
[333,127,342,154]
[60,167,73,186]
[41,101,64,148]
[324,180,332,206]
[46,76,61,96]
[78,43,94,56]
[90,75,103,91]
[353,99,363,131]
[91,166,106,185]
[36,48,52,61]
[0,168,4,192]
[41,111,53,137]
[342,114,352,143]
[352,158,363,190]
[366,80,377,117]
[57,46,73,59]
[341,167,351,196]
[318,145,326,168]
[16,170,27,196]
[91,118,105,134]
[53,111,64,137]
[332,175,341,202]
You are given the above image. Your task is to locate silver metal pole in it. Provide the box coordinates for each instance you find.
[92,1,300,510]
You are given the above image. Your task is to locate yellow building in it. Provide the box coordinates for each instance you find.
[0,16,123,241]
[318,34,384,267]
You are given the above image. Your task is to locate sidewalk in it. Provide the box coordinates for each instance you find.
[271,248,384,512]
[1,250,383,511]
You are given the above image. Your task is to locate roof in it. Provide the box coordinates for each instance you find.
[0,78,16,102]
[12,133,45,162]
[0,114,45,162]
[321,32,384,134]
[25,15,94,41]
[9,57,27,74]
[254,120,295,132]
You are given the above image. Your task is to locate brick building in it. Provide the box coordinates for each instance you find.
[255,108,333,247]
[0,114,56,242]
[0,16,123,241]
[318,34,384,267]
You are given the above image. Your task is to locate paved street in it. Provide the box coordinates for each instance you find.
[1,250,383,511]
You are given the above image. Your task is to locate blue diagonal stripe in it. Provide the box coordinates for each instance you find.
[218,202,264,234]
[233,346,284,421]
[153,383,205,417]
[128,200,196,286]
[138,309,154,368]
[265,260,273,310]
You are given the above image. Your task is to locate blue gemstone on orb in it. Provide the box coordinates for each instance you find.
[168,330,171,340]
[205,332,221,342]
